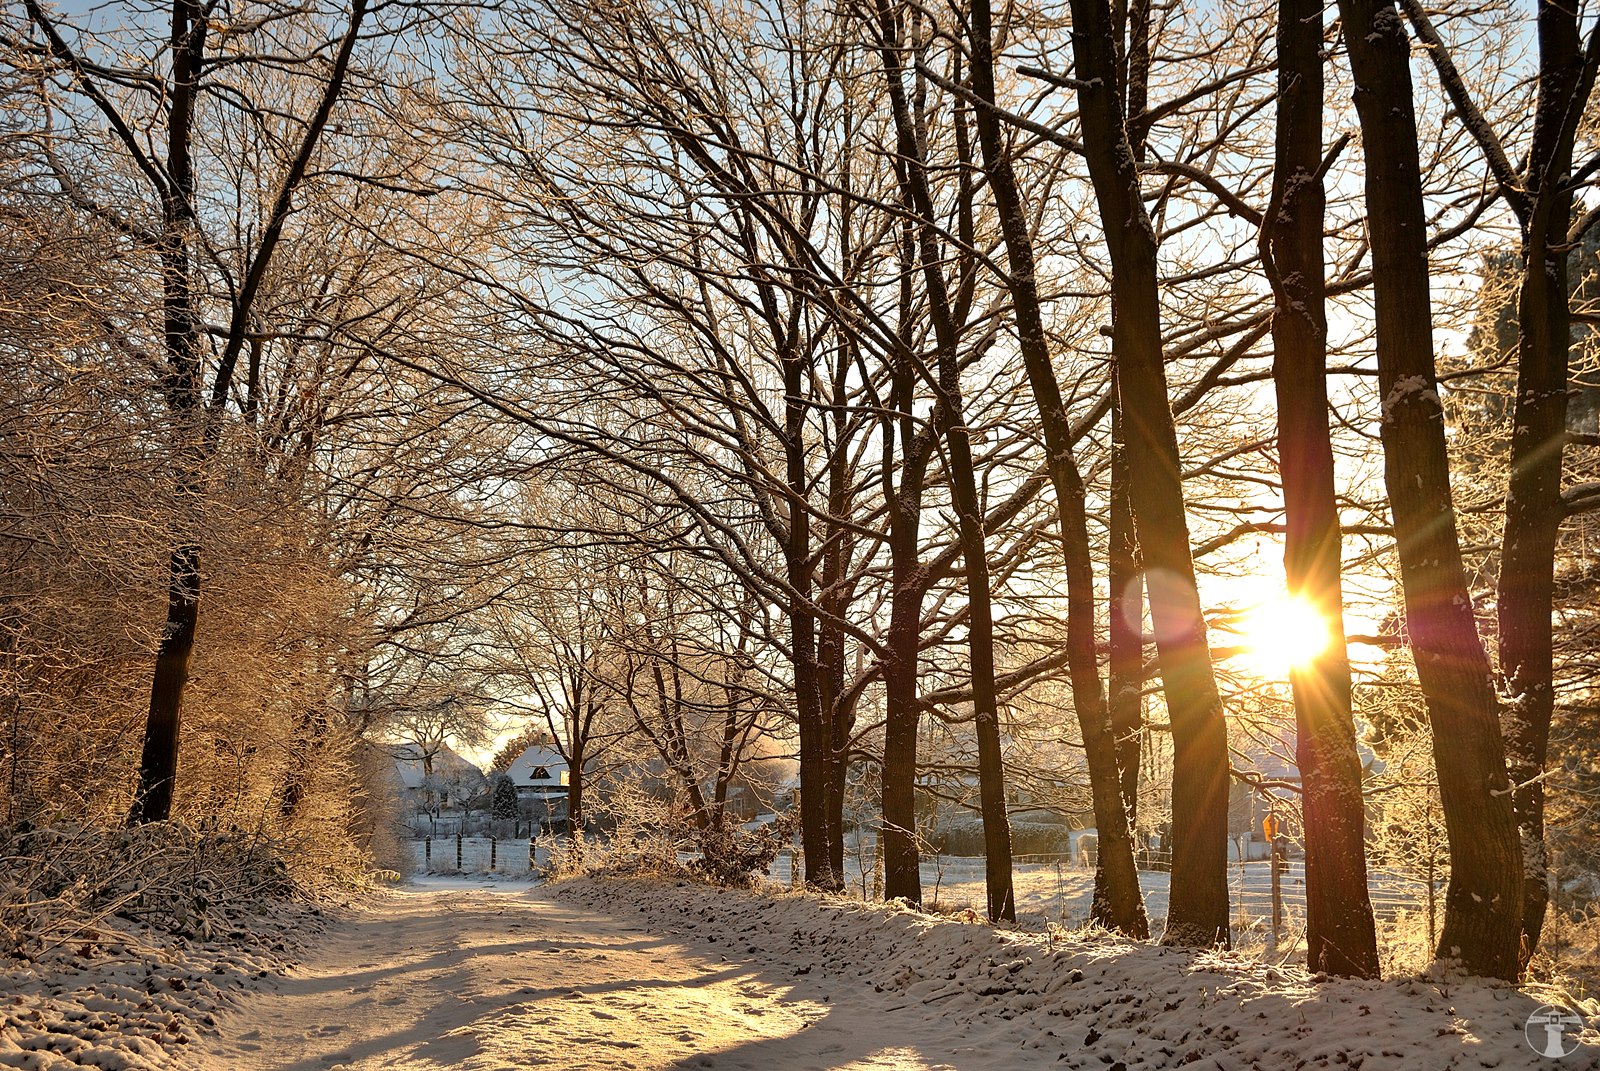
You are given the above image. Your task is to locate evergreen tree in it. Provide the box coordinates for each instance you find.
[491,775,519,822]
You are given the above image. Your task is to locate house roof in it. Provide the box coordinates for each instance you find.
[504,744,569,787]
[392,743,483,790]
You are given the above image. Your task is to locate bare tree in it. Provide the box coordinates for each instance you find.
[1335,0,1523,979]
[1062,0,1233,946]
[1260,0,1379,977]
[13,0,371,822]
[1401,0,1600,963]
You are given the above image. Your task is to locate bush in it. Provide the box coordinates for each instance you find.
[0,822,301,958]
[540,782,793,890]
[687,814,794,888]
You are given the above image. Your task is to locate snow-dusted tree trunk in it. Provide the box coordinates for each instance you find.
[1106,399,1144,828]
[1485,3,1594,963]
[869,0,1015,919]
[1261,0,1378,978]
[1065,0,1231,947]
[966,0,1146,938]
[1335,0,1523,980]
[880,221,943,904]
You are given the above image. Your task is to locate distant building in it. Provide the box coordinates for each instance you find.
[393,743,485,834]
[1227,733,1382,861]
[503,743,570,799]
[502,744,570,829]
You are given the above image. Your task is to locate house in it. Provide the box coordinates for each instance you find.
[508,742,572,800]
[393,743,485,834]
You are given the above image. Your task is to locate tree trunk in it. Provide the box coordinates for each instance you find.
[131,544,200,823]
[819,429,856,884]
[567,738,584,841]
[785,367,841,890]
[1066,0,1231,946]
[125,0,208,825]
[968,0,1146,937]
[278,706,328,820]
[869,0,1014,919]
[108,0,366,823]
[1495,0,1592,964]
[880,578,923,903]
[1109,0,1150,830]
[1262,0,1379,977]
[1107,400,1144,825]
[943,387,1015,924]
[1336,0,1523,979]
[827,730,849,883]
[879,187,943,904]
[881,443,931,902]
[653,659,715,832]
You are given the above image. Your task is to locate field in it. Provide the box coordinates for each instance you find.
[409,836,1438,947]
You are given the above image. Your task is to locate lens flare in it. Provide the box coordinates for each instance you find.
[1237,595,1333,674]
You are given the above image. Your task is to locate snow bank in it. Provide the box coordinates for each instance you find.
[0,899,323,1070]
[550,877,1599,1070]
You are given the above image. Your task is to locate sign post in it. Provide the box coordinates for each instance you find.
[1265,814,1282,955]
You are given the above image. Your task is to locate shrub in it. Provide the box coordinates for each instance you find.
[0,822,298,958]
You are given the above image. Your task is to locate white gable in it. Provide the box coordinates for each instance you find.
[505,744,569,787]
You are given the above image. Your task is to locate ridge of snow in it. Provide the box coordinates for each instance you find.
[548,876,1598,1070]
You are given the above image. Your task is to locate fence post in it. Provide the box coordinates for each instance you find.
[529,835,537,872]
[491,836,498,872]
[1269,836,1283,956]
[425,836,432,869]
[456,832,463,870]
[1426,850,1437,949]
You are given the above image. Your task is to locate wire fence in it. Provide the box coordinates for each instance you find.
[410,834,1440,935]
[410,835,543,876]
[1007,849,1435,922]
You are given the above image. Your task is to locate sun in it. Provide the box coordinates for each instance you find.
[1236,595,1334,674]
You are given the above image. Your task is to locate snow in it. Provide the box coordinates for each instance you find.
[501,745,569,790]
[764,850,1436,936]
[0,898,323,1071]
[1381,374,1441,423]
[165,876,1594,1070]
[5,862,1588,1071]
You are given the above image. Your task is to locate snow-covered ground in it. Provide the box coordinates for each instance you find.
[764,851,1432,940]
[171,874,1594,1070]
[416,835,1433,941]
[0,899,325,1070]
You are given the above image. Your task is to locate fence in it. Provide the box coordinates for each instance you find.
[1012,848,1175,871]
[1008,849,1433,922]
[411,835,543,876]
[413,833,1439,939]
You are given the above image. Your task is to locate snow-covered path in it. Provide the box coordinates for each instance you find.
[191,879,950,1071]
[189,876,1596,1071]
